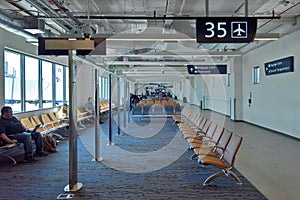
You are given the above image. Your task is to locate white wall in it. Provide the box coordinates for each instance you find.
[194,76,204,107]
[183,78,191,103]
[201,74,229,115]
[76,62,95,107]
[229,57,243,120]
[189,76,196,104]
[180,67,230,115]
[174,82,181,100]
[242,29,300,139]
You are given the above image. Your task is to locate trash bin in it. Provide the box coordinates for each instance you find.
[183,97,187,103]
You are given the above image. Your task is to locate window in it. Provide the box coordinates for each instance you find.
[253,66,260,84]
[104,77,108,99]
[4,49,68,111]
[55,64,64,105]
[4,50,21,112]
[226,73,231,86]
[65,67,69,104]
[24,56,39,111]
[42,61,53,108]
[99,76,109,100]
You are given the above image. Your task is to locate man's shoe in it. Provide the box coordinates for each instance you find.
[99,121,104,124]
[23,157,38,163]
[34,152,48,157]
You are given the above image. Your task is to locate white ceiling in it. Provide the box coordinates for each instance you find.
[0,0,300,83]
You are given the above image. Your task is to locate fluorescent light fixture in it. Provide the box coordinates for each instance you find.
[24,29,45,34]
[105,33,279,42]
[107,38,195,42]
[123,71,184,74]
[106,33,195,42]
[105,61,227,66]
[99,52,241,57]
[254,33,280,41]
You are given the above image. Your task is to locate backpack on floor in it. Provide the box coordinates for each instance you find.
[42,134,57,153]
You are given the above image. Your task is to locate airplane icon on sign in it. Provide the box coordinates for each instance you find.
[233,24,245,36]
[231,21,248,38]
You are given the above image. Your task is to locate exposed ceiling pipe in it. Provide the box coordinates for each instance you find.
[165,0,170,14]
[231,3,244,17]
[245,0,248,17]
[71,15,278,20]
[25,0,75,33]
[5,0,63,34]
[90,0,113,33]
[0,12,36,39]
[258,2,300,30]
[179,0,186,15]
[33,0,78,32]
[6,0,32,16]
[48,0,84,28]
[205,0,209,17]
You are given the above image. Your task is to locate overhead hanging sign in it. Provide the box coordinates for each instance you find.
[38,38,106,55]
[196,17,257,43]
[187,65,227,74]
[264,56,294,76]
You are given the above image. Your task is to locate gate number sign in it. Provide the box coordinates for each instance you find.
[196,17,257,43]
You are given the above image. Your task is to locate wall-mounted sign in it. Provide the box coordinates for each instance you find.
[264,56,294,76]
[196,17,257,43]
[187,65,227,74]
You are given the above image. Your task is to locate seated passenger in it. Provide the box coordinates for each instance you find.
[85,97,94,115]
[0,106,48,162]
[85,97,103,124]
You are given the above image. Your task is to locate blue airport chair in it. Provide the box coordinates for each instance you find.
[143,106,152,115]
[164,106,175,115]
[153,105,164,115]
[175,105,183,114]
[132,106,142,115]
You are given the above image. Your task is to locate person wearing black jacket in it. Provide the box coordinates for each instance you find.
[0,106,47,162]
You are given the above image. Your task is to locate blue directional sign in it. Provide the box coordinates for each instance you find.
[196,17,257,43]
[187,65,227,74]
[264,56,294,76]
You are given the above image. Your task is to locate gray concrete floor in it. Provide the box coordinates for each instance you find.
[187,105,300,200]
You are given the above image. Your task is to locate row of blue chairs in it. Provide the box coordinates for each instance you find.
[132,105,183,116]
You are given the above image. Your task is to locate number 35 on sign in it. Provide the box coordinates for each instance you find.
[196,17,257,43]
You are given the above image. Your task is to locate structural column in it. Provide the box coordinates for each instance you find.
[94,68,103,161]
[127,81,131,124]
[117,76,121,135]
[230,57,243,121]
[123,80,127,128]
[108,73,114,145]
[65,50,82,191]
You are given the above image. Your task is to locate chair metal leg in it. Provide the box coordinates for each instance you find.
[191,153,197,160]
[51,132,65,140]
[203,169,243,186]
[0,154,17,164]
[203,171,225,186]
[229,171,243,185]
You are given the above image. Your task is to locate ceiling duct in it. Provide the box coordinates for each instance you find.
[23,16,45,34]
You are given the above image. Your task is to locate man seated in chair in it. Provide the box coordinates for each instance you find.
[0,106,48,162]
[85,97,104,124]
[85,97,95,115]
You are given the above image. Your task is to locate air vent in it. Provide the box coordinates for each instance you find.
[23,16,45,34]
